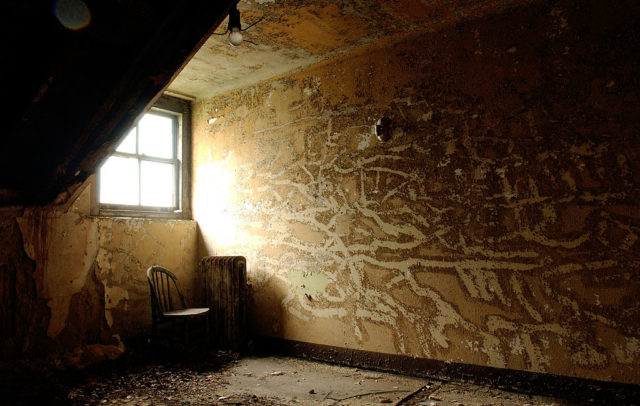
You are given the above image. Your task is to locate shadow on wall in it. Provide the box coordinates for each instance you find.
[0,210,53,359]
[194,222,287,343]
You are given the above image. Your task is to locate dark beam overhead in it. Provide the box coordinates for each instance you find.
[1,0,237,206]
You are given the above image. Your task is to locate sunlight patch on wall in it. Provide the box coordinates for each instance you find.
[194,160,247,253]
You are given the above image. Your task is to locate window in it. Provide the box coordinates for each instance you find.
[97,95,191,218]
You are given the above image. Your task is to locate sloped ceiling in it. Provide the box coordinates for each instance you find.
[168,0,532,100]
[3,0,532,206]
[2,0,236,206]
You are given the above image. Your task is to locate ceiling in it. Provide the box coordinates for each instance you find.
[168,0,530,101]
[2,0,531,206]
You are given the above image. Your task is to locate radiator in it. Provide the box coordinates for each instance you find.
[201,256,247,350]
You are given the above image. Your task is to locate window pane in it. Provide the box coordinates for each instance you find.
[116,127,136,153]
[100,156,139,205]
[139,114,173,159]
[141,161,174,207]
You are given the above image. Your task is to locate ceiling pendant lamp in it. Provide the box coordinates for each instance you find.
[227,5,243,46]
[213,4,263,47]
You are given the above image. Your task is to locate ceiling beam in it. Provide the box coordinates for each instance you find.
[1,0,237,206]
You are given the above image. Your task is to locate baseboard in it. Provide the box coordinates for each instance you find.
[255,336,640,405]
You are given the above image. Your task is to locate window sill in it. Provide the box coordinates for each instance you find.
[96,208,190,220]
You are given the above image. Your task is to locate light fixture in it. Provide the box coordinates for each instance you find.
[374,116,405,143]
[229,27,243,46]
[212,4,263,46]
[374,117,392,142]
[227,5,243,46]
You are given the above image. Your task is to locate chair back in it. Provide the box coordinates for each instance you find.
[147,266,186,320]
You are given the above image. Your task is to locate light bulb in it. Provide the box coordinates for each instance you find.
[229,27,243,46]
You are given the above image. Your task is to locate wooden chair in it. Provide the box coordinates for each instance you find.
[146,265,209,348]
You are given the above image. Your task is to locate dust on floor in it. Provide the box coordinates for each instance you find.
[0,350,608,405]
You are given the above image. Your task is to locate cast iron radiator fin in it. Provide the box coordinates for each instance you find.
[201,256,247,350]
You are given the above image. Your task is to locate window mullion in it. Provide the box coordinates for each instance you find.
[138,156,177,165]
[174,115,179,209]
[136,125,141,207]
[111,151,138,159]
[138,158,142,207]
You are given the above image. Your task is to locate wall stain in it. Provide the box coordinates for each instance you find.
[193,0,640,384]
[1,185,198,360]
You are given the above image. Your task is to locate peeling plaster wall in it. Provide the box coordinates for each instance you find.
[0,186,197,358]
[192,0,640,384]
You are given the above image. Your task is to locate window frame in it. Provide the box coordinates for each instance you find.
[94,95,192,219]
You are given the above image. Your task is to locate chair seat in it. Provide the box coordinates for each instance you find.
[148,266,210,348]
[163,307,209,317]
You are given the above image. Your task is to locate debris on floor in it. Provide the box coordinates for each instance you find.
[218,356,424,404]
[0,347,634,405]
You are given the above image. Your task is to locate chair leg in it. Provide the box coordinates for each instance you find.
[205,313,210,350]
[151,320,158,344]
[170,319,177,348]
[184,318,190,348]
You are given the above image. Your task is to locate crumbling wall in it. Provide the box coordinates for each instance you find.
[192,0,640,384]
[0,186,197,360]
[0,209,52,358]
